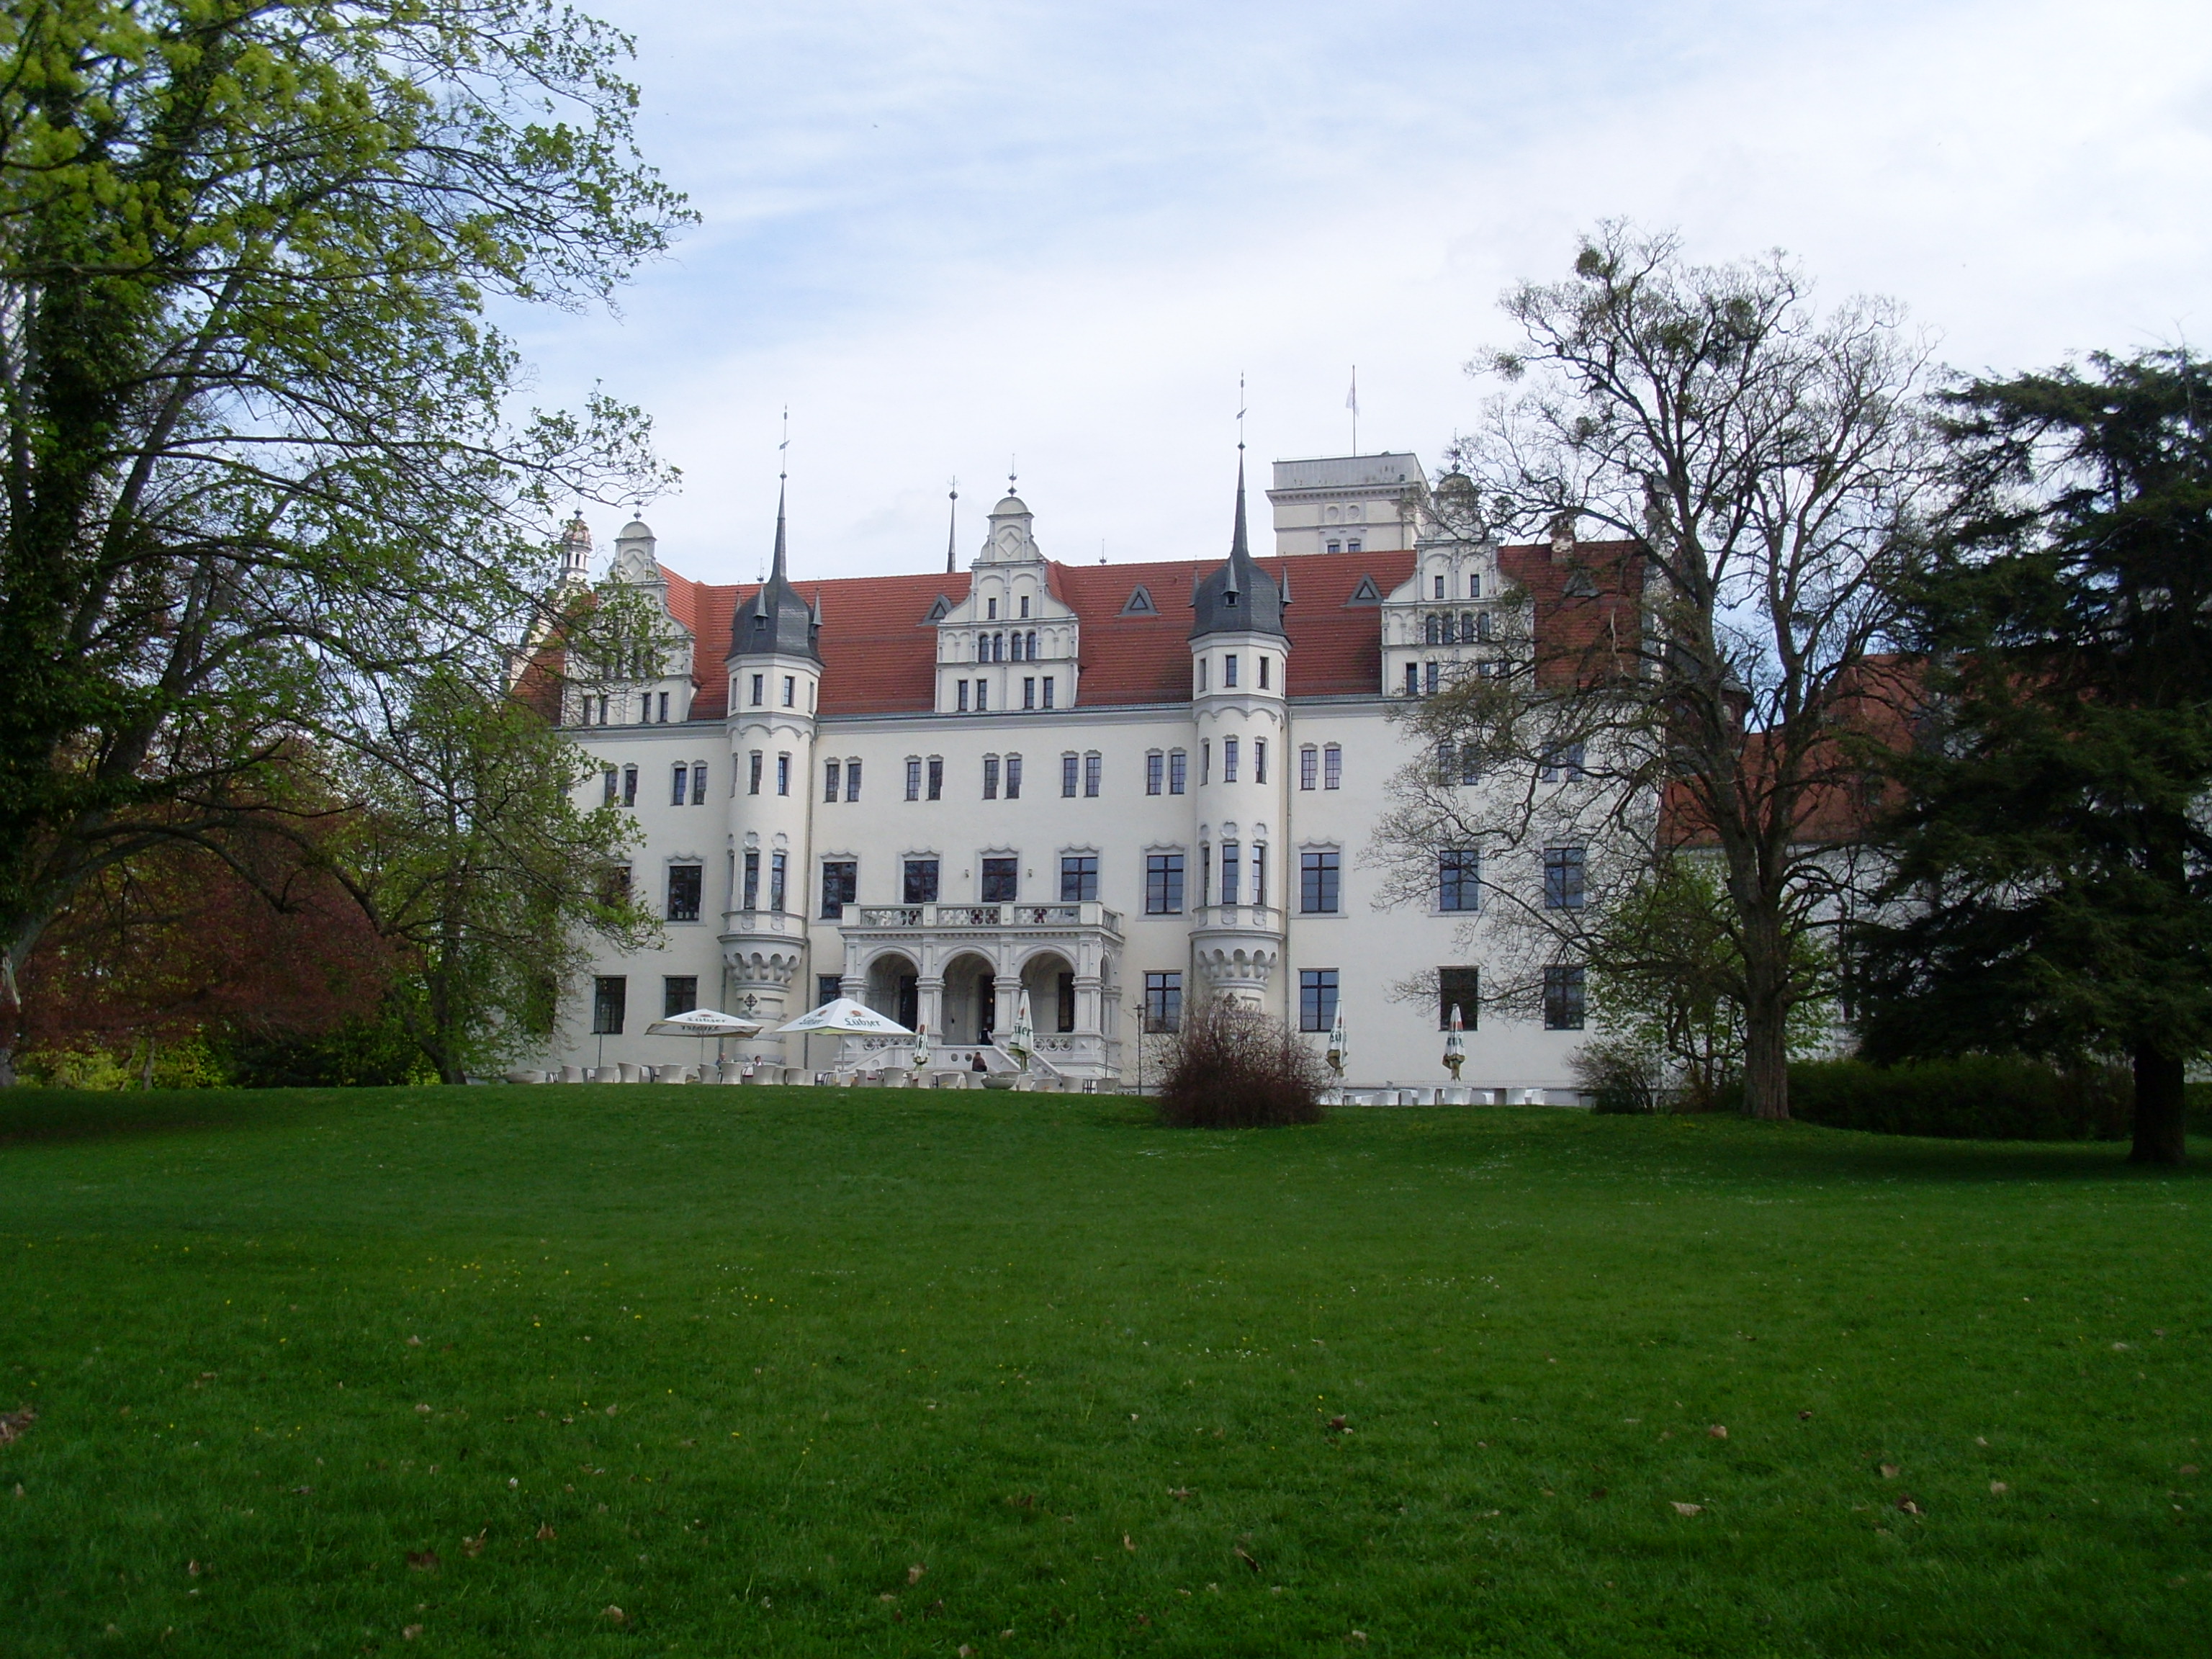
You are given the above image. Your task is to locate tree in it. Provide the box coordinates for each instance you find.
[1581,854,1832,1112]
[1855,350,2212,1166]
[325,669,655,1083]
[1377,223,1938,1119]
[0,0,688,1082]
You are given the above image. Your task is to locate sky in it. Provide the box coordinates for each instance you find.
[510,0,2212,585]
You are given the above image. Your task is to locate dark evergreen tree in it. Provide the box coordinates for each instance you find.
[1857,349,2212,1166]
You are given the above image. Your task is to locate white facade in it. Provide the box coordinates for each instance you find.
[1267,453,1429,556]
[539,468,1624,1096]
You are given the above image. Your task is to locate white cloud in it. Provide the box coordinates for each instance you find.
[507,0,2212,583]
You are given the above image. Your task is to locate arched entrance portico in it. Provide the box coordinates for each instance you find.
[863,950,920,1032]
[942,951,997,1044]
[1019,949,1076,1035]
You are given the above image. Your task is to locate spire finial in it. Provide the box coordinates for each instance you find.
[946,476,958,575]
[1237,372,1246,454]
[1007,454,1017,496]
[778,405,789,482]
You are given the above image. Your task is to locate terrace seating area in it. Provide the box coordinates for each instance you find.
[498,1061,1107,1091]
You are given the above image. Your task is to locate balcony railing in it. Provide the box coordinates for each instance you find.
[848,901,1122,933]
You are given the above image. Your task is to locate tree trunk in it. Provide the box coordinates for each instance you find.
[2130,1040,2187,1167]
[1740,1003,1790,1120]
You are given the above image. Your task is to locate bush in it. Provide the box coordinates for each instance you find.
[1156,999,1330,1128]
[220,1004,428,1088]
[1570,1038,1662,1114]
[1753,1056,2131,1141]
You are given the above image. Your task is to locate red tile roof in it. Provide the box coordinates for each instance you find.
[651,541,1637,719]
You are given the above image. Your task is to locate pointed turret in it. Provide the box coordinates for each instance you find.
[1190,456,1287,640]
[558,512,593,586]
[730,480,822,662]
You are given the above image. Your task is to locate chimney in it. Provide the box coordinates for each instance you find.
[1547,512,1575,562]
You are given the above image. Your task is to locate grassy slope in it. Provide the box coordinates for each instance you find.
[0,1087,2206,1658]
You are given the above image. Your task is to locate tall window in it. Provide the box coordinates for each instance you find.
[1543,845,1586,910]
[1042,676,1055,709]
[663,976,698,1019]
[1425,661,1440,696]
[903,858,940,904]
[1323,745,1342,789]
[602,768,618,805]
[1223,737,1238,783]
[1439,850,1481,913]
[747,752,763,796]
[1299,969,1339,1033]
[845,759,861,801]
[1439,967,1480,1030]
[1201,742,1210,786]
[1056,971,1076,1033]
[1061,855,1099,902]
[1005,755,1022,799]
[817,975,840,1010]
[742,850,760,910]
[1146,752,1164,796]
[1223,653,1238,688]
[781,675,796,707]
[672,763,690,806]
[1084,752,1102,797]
[957,680,969,713]
[983,756,999,799]
[1062,753,1079,798]
[1477,610,1493,640]
[981,858,1018,902]
[1220,840,1241,904]
[1169,750,1187,794]
[775,753,790,796]
[1405,662,1420,696]
[927,757,944,800]
[1300,746,1318,791]
[974,680,987,711]
[819,860,857,920]
[621,765,637,807]
[1458,743,1481,786]
[1254,739,1267,784]
[691,763,707,804]
[1023,677,1036,710]
[1253,843,1267,907]
[1259,655,1271,689]
[1300,849,1341,914]
[591,976,626,1035]
[1544,966,1586,1030]
[750,673,764,706]
[906,758,922,801]
[666,864,703,922]
[1143,971,1183,1033]
[1539,741,1588,783]
[1144,853,1185,914]
[824,760,842,802]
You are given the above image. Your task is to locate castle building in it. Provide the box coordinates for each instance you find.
[542,455,1640,1093]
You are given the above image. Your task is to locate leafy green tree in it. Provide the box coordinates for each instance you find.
[0,0,688,1082]
[327,670,654,1082]
[1856,350,2212,1166]
[1584,855,1832,1111]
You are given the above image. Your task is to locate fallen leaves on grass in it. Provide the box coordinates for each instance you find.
[907,1564,926,1585]
[536,1524,556,1541]
[406,1550,440,1573]
[1798,1411,1813,1421]
[406,1336,423,1347]
[402,1624,423,1640]
[1897,1498,1923,1516]
[1325,1416,1349,1434]
[1671,1503,1702,1516]
[0,1407,35,1444]
[1879,1465,1900,1480]
[1707,1425,1728,1439]
[1234,1545,1262,1573]
[186,1560,202,1578]
[603,1606,627,1627]
[1169,1488,1192,1500]
[2182,1465,2200,1478]
[462,1529,487,1557]
[1990,1482,2008,1495]
[415,1404,431,1416]
[1123,1534,1136,1552]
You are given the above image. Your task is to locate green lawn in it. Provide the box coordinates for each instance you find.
[1,1087,2206,1657]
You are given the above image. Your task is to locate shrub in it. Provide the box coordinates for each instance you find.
[1751,1056,2131,1141]
[1570,1038,1662,1114]
[221,1003,428,1088]
[1156,998,1330,1128]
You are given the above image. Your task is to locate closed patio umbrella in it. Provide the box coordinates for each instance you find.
[1007,989,1035,1066]
[1442,1004,1466,1081]
[1326,1011,1348,1079]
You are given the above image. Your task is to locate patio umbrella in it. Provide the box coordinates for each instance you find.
[911,1022,930,1070]
[1007,989,1035,1066]
[773,997,914,1036]
[645,1007,763,1073]
[1326,1011,1348,1079]
[1442,1004,1466,1081]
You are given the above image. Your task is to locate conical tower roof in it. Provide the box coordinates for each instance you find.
[1190,455,1287,640]
[730,480,822,662]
